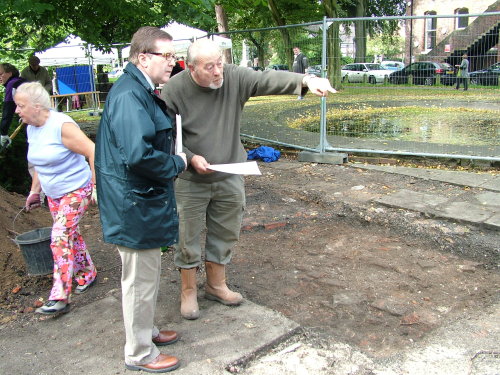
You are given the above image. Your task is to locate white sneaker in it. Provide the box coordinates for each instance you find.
[35,300,70,315]
[74,279,95,294]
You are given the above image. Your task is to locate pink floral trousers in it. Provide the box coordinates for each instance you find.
[47,181,96,302]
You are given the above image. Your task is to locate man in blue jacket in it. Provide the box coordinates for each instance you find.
[95,27,186,373]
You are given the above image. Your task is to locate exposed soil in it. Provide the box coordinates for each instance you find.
[1,156,498,360]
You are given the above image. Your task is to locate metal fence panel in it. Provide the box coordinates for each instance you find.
[214,12,500,161]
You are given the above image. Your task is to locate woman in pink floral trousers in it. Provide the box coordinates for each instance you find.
[47,182,96,302]
[15,81,97,315]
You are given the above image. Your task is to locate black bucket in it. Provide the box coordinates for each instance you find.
[14,227,54,275]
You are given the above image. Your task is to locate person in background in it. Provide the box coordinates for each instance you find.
[170,57,185,78]
[455,53,469,91]
[14,81,97,315]
[52,71,59,95]
[0,63,26,148]
[21,55,52,94]
[95,26,186,373]
[292,46,309,99]
[161,39,335,322]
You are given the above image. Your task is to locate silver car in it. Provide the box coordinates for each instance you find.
[341,63,391,84]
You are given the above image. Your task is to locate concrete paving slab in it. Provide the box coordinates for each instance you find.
[484,213,500,229]
[0,289,299,375]
[355,165,434,179]
[428,171,495,189]
[434,201,497,225]
[480,177,500,192]
[475,192,500,208]
[353,164,500,192]
[375,190,449,211]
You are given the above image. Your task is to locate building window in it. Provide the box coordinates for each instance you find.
[424,11,437,50]
[456,8,469,29]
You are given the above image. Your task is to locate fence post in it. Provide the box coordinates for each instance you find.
[318,16,332,153]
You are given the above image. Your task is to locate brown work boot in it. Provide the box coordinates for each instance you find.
[204,261,243,306]
[125,353,180,372]
[180,268,199,320]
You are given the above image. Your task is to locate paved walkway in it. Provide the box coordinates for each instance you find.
[0,163,498,375]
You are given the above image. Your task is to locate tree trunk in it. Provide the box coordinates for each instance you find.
[354,0,366,63]
[267,0,293,69]
[247,33,266,68]
[323,0,341,89]
[215,4,233,63]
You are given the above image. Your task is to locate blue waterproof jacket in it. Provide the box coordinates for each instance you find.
[95,63,185,249]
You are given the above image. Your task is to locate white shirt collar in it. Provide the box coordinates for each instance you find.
[139,69,155,90]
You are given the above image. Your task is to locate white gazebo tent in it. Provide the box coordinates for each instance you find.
[35,35,119,67]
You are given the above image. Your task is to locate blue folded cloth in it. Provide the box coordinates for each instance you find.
[247,146,281,163]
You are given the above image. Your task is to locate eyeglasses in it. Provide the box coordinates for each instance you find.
[146,52,177,62]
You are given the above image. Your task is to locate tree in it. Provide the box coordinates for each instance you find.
[322,0,343,88]
[215,3,233,63]
[0,0,215,56]
[267,0,294,68]
[354,0,367,63]
[344,0,407,62]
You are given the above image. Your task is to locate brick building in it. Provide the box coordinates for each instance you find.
[405,0,499,70]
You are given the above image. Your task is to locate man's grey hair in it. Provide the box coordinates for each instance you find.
[129,26,173,65]
[187,39,222,66]
[16,82,52,110]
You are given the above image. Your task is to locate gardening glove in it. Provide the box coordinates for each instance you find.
[0,135,11,148]
[25,192,42,211]
[90,185,98,205]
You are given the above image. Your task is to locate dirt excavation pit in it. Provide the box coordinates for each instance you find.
[234,217,498,357]
[1,158,499,359]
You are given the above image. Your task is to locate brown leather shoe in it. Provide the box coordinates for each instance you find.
[152,330,179,346]
[125,353,180,373]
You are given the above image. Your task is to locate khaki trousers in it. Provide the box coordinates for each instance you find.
[174,175,246,268]
[117,246,162,365]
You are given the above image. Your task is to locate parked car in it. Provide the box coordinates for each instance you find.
[469,62,500,86]
[267,64,289,71]
[305,65,322,77]
[389,61,455,86]
[380,61,405,71]
[248,66,264,71]
[341,63,391,84]
[108,67,124,78]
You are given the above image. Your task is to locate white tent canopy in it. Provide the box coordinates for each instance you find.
[35,35,118,66]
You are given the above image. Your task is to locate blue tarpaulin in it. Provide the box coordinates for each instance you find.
[56,65,94,95]
[247,146,281,163]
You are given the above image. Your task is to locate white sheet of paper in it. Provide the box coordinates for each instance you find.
[175,114,182,153]
[207,161,262,175]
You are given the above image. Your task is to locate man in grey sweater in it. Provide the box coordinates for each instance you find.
[161,39,335,320]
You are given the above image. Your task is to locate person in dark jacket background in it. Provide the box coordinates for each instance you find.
[20,55,52,94]
[0,63,26,148]
[95,26,186,373]
[292,46,309,100]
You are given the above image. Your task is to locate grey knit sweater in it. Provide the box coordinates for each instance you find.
[161,64,303,183]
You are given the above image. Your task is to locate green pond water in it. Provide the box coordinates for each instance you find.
[329,110,499,146]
